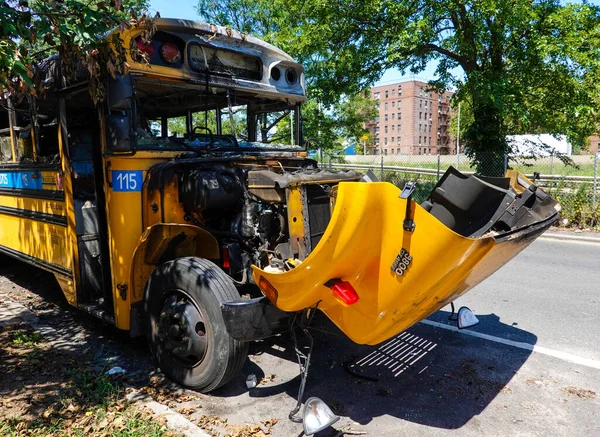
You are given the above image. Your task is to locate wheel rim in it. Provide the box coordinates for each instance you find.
[157,290,208,367]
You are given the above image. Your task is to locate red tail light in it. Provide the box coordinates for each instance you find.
[327,279,359,305]
[222,247,230,269]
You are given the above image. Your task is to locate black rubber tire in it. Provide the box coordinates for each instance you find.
[144,257,248,392]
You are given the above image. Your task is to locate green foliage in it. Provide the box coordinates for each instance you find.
[547,179,600,228]
[0,0,150,100]
[197,0,600,175]
[11,329,43,347]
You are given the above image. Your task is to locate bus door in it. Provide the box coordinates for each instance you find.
[61,89,113,316]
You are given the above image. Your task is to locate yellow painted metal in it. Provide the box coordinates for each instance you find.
[286,187,307,259]
[0,213,71,271]
[129,224,220,303]
[252,181,529,346]
[0,195,65,217]
[54,274,76,306]
[57,119,80,307]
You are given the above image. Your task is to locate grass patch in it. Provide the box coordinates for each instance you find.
[11,329,43,347]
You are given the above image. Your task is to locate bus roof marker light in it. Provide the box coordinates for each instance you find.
[160,42,181,64]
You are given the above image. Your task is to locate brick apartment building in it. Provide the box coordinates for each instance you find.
[366,80,455,155]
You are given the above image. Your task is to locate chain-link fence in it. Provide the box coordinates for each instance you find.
[317,151,600,228]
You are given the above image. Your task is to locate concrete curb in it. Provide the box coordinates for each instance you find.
[540,232,600,244]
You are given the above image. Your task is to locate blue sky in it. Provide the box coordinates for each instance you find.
[149,0,600,86]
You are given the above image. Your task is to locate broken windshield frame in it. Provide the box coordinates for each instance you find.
[130,77,303,152]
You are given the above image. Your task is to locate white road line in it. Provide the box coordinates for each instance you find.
[420,319,600,370]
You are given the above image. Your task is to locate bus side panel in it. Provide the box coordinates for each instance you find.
[0,168,73,288]
[104,155,174,330]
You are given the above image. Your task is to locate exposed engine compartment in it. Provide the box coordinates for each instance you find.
[146,158,362,287]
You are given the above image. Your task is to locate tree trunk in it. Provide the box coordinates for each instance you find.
[465,97,507,176]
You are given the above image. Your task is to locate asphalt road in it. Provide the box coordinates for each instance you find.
[2,235,600,436]
[203,236,600,436]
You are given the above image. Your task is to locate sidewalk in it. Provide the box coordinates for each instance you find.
[0,286,210,437]
[542,227,600,244]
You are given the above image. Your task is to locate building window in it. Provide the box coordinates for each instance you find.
[424,101,428,108]
[392,89,396,96]
[391,137,394,142]
[398,137,401,143]
[374,116,379,122]
[397,124,401,131]
[391,125,395,131]
[429,137,432,145]
[392,101,395,108]
[385,126,388,133]
[384,114,388,122]
[391,148,394,154]
[419,124,422,132]
[384,102,388,110]
[384,137,388,145]
[419,88,423,96]
[385,91,389,98]
[384,149,388,155]
[419,100,422,108]
[397,112,401,119]
[391,113,395,120]
[419,112,422,120]
[419,136,421,144]
[429,125,432,133]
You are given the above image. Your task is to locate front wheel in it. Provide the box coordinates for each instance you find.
[145,257,248,392]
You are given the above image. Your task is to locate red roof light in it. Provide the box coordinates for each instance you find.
[160,42,181,64]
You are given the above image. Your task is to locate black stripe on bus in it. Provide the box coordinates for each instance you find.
[0,205,67,227]
[0,187,65,201]
[0,243,72,279]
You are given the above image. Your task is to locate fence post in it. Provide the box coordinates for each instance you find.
[328,155,332,170]
[437,153,441,180]
[593,152,598,208]
[380,154,384,181]
[504,154,508,175]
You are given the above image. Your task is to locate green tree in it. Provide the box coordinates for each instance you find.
[196,0,379,153]
[1,0,150,101]
[197,0,600,175]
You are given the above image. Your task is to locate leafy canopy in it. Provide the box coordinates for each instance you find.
[197,0,600,173]
[0,0,150,100]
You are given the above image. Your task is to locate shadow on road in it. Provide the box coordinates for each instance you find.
[217,311,536,431]
[1,255,537,431]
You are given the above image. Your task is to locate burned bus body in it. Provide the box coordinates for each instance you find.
[0,18,559,409]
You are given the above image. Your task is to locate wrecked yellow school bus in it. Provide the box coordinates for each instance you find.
[0,18,559,399]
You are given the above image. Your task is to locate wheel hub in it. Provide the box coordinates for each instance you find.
[158,293,207,365]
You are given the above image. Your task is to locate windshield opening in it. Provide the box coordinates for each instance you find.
[132,78,302,151]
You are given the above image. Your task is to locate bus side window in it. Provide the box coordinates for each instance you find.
[0,104,11,162]
[12,98,34,163]
[35,97,60,163]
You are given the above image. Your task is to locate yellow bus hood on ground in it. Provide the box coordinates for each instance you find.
[252,179,558,345]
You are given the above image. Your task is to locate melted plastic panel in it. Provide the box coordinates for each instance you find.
[253,174,558,346]
[422,167,559,239]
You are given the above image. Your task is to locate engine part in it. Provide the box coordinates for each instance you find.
[179,169,242,214]
[241,200,259,238]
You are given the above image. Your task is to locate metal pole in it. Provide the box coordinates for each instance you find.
[456,102,461,169]
[593,152,598,209]
[380,154,384,181]
[363,139,366,156]
[437,152,441,180]
[504,154,508,175]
